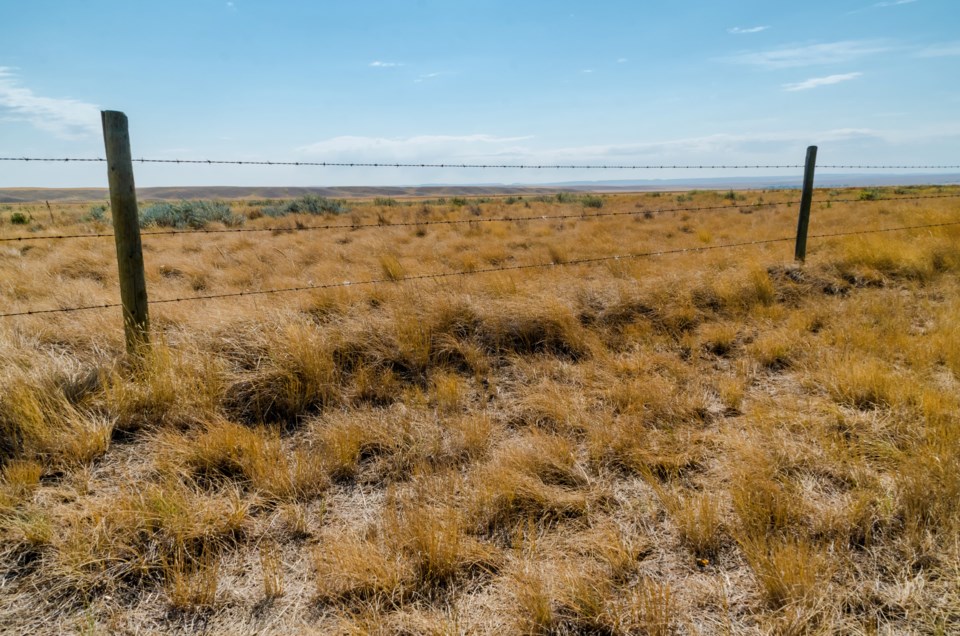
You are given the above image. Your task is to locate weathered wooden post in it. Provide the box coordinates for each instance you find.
[101,110,150,354]
[794,145,818,263]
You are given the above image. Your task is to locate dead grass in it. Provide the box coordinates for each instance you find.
[1,188,959,633]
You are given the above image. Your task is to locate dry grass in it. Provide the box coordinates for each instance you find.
[628,579,677,636]
[1,188,959,633]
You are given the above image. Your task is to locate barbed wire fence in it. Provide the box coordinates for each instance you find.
[2,219,959,320]
[1,111,958,354]
[3,156,960,170]
[4,194,958,244]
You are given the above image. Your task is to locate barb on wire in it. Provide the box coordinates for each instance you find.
[3,219,959,319]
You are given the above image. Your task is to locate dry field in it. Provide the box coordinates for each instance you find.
[1,187,959,634]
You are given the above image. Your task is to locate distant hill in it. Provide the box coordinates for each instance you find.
[0,185,584,203]
[2,173,958,203]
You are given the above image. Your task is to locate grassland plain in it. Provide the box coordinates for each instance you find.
[0,187,959,634]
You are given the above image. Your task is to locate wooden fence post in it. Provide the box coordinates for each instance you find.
[101,110,150,354]
[794,145,818,263]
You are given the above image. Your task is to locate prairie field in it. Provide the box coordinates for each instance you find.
[1,187,959,634]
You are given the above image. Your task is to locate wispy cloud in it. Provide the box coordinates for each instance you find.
[553,129,883,156]
[782,72,862,92]
[0,67,100,139]
[581,69,594,74]
[297,134,534,159]
[298,130,889,168]
[369,61,403,68]
[915,42,960,58]
[847,0,918,14]
[873,0,918,7]
[413,71,455,83]
[727,26,769,34]
[724,40,891,69]
[616,58,628,63]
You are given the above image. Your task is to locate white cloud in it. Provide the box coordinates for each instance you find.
[533,129,884,162]
[616,58,628,63]
[915,42,960,58]
[369,61,403,68]
[0,67,100,139]
[847,0,917,14]
[297,134,535,159]
[414,71,455,83]
[296,130,892,169]
[724,40,891,68]
[581,69,594,74]
[873,0,918,7]
[728,26,770,34]
[782,72,862,92]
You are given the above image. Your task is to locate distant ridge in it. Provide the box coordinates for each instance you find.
[2,173,958,203]
[0,185,582,203]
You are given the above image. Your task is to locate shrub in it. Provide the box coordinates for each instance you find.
[450,197,468,207]
[858,189,881,201]
[10,212,30,225]
[581,195,603,209]
[140,200,243,229]
[83,204,108,222]
[263,195,348,217]
[373,197,398,207]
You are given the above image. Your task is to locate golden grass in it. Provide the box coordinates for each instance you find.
[157,419,328,501]
[659,488,725,558]
[1,187,959,632]
[628,579,677,636]
[740,536,831,610]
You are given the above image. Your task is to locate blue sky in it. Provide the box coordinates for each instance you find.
[1,0,958,187]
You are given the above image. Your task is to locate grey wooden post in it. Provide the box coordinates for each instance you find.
[101,110,150,354]
[794,145,818,263]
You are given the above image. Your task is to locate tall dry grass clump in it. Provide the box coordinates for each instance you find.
[1,188,959,632]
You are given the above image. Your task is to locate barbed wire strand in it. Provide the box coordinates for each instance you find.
[822,193,960,204]
[0,199,799,243]
[819,165,960,170]
[133,199,802,237]
[2,219,958,319]
[2,192,958,244]
[2,156,959,170]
